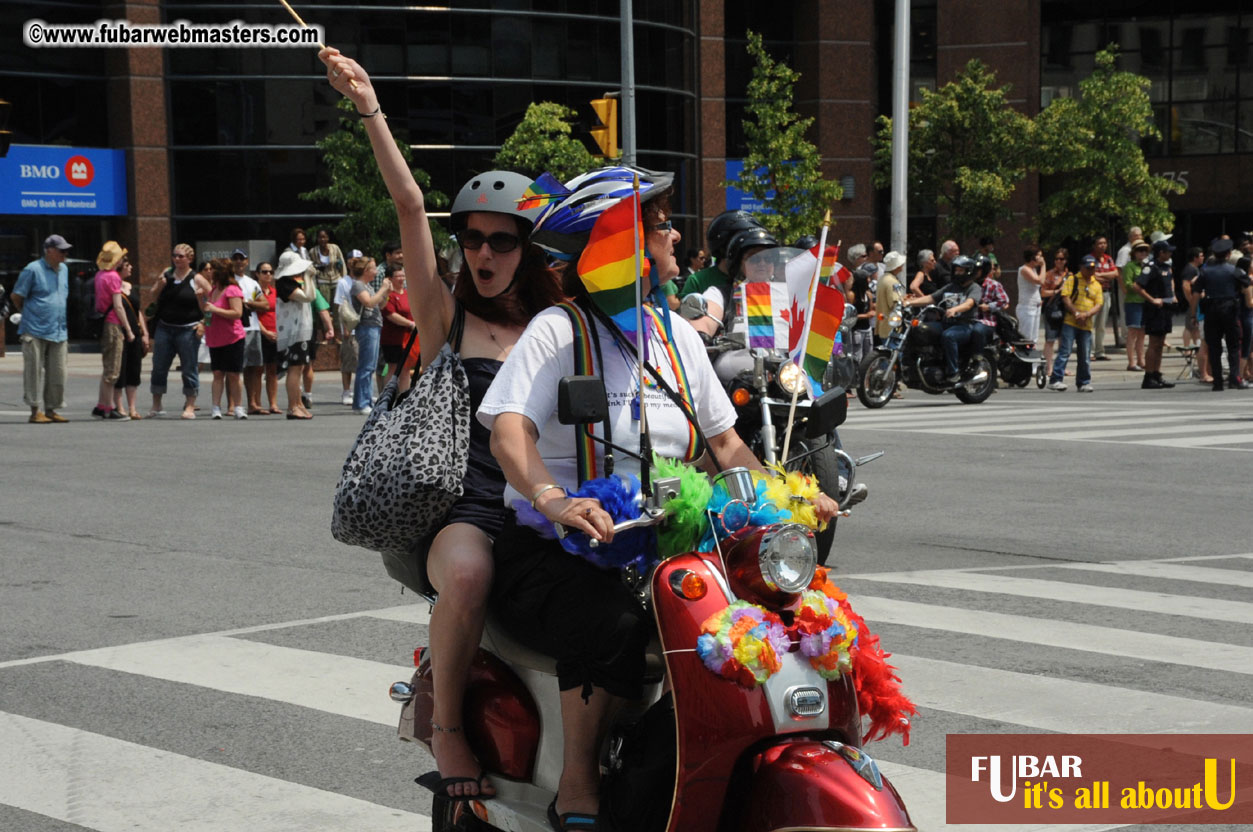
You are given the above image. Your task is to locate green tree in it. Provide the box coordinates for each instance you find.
[873,59,1032,243]
[1032,45,1184,246]
[494,102,599,182]
[300,98,449,259]
[723,31,842,242]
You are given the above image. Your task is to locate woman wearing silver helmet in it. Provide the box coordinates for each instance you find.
[321,47,565,801]
[477,167,841,828]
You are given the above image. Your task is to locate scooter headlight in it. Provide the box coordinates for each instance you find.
[777,361,807,395]
[887,310,903,328]
[758,524,816,593]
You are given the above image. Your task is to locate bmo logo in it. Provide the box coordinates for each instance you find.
[66,155,94,188]
[17,155,95,187]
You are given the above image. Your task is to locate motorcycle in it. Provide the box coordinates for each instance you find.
[391,376,913,832]
[856,297,998,408]
[990,311,1044,388]
[679,261,866,562]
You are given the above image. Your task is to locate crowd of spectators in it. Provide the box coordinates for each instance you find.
[10,228,419,423]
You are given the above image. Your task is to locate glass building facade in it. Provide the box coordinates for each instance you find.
[160,1,699,246]
[1042,0,1253,157]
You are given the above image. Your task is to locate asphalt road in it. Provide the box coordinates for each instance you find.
[1,351,1250,831]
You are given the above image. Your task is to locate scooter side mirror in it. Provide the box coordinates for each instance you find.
[558,375,609,426]
[679,293,708,321]
[806,387,848,437]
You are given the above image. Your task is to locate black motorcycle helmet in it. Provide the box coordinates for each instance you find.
[951,254,977,283]
[707,210,762,261]
[792,234,819,251]
[725,227,780,278]
[971,253,994,281]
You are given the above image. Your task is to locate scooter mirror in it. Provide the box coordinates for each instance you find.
[557,375,609,426]
[806,387,848,437]
[720,499,751,533]
[679,293,708,321]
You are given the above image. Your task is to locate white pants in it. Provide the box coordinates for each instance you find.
[1016,302,1041,345]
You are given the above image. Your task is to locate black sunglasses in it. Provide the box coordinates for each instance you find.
[257,268,274,274]
[458,229,520,253]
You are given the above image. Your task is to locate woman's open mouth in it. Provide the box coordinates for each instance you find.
[476,268,495,283]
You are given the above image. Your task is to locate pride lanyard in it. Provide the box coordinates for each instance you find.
[643,305,700,462]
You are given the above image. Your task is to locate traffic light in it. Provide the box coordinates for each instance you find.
[589,96,619,159]
[0,99,11,158]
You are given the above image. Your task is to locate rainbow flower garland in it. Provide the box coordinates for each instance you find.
[793,589,858,679]
[695,601,791,687]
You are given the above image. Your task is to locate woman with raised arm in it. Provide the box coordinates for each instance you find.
[321,46,564,801]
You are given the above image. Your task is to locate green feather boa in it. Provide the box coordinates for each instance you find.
[654,455,714,558]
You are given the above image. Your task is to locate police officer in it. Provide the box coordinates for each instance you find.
[1135,239,1177,389]
[1194,238,1252,390]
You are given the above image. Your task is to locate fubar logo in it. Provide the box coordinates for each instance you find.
[947,734,1252,824]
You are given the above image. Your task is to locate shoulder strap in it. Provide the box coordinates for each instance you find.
[556,301,613,481]
[447,301,466,351]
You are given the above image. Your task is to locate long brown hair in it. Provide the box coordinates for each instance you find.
[208,258,237,290]
[453,216,565,326]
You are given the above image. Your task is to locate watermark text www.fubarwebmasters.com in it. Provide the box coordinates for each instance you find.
[23,19,324,48]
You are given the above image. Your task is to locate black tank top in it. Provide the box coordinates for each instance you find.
[462,357,507,501]
[157,270,202,326]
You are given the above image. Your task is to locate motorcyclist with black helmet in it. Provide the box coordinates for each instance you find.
[904,254,983,384]
[681,210,763,337]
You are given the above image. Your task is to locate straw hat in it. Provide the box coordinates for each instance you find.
[882,251,908,273]
[96,241,127,270]
[274,249,313,279]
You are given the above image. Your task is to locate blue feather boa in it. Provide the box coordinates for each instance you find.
[697,480,792,552]
[512,476,657,572]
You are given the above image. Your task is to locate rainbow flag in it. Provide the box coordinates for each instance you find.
[516,172,567,211]
[576,192,650,344]
[802,282,845,391]
[744,281,775,348]
[811,243,839,280]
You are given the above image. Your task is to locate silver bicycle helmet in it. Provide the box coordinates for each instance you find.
[450,170,543,235]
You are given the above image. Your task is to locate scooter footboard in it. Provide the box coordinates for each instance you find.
[740,740,915,832]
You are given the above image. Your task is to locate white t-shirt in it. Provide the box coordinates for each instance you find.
[236,274,262,331]
[333,275,355,306]
[477,306,738,507]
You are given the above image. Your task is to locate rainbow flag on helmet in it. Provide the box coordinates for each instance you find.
[576,192,650,347]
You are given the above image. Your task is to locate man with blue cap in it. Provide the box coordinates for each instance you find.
[12,234,73,423]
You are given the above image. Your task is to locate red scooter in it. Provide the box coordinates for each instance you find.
[390,381,914,832]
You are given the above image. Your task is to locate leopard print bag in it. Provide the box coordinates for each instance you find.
[331,309,470,557]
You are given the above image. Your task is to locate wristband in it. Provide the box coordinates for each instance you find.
[357,104,384,119]
[530,483,565,510]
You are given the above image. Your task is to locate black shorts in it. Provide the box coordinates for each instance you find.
[209,338,245,373]
[261,336,277,365]
[490,514,649,700]
[381,343,406,367]
[1142,305,1173,337]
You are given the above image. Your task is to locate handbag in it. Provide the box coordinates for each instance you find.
[1043,290,1066,329]
[338,296,361,331]
[331,304,471,586]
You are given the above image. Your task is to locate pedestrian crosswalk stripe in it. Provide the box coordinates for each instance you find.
[1058,560,1253,589]
[890,654,1253,733]
[1022,418,1249,441]
[875,761,1125,832]
[849,404,1083,427]
[919,410,1155,434]
[844,569,1253,625]
[61,635,404,726]
[1136,432,1253,447]
[0,712,430,832]
[853,595,1253,675]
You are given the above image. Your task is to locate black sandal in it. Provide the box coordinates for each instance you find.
[547,797,599,831]
[415,769,494,801]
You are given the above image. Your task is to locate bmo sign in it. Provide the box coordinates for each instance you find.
[1,145,126,216]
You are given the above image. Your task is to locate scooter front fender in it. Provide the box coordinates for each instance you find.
[740,740,915,832]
